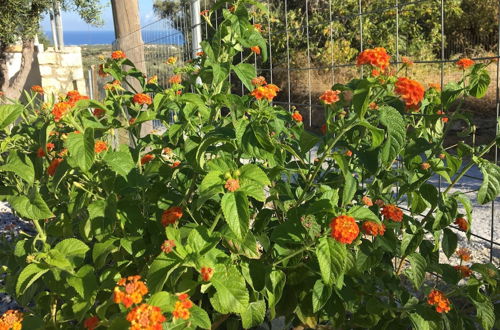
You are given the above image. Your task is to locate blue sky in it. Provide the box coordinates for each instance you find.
[41,0,156,31]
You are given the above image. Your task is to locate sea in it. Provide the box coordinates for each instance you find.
[43,30,185,46]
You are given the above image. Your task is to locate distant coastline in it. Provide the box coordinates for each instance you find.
[43,29,185,46]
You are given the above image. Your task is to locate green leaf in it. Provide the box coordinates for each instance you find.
[401,229,424,257]
[221,191,250,240]
[442,82,463,108]
[104,148,135,178]
[200,170,225,192]
[312,280,332,312]
[379,106,406,167]
[8,189,54,220]
[342,172,357,207]
[241,300,266,329]
[348,206,381,223]
[0,104,23,129]
[190,305,211,329]
[469,290,495,330]
[16,263,49,295]
[316,236,346,287]
[0,151,35,184]
[65,129,95,172]
[148,291,176,312]
[357,120,384,149]
[352,80,371,118]
[54,238,89,267]
[442,228,458,259]
[66,265,98,299]
[209,264,249,314]
[405,253,427,289]
[469,67,491,98]
[299,130,320,153]
[265,270,285,319]
[238,164,270,186]
[232,63,256,92]
[476,160,500,204]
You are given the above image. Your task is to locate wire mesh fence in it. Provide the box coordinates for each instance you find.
[88,0,499,266]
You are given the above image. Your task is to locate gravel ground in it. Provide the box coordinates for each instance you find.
[0,165,498,314]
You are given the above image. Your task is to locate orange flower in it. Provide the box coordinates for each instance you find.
[196,51,205,57]
[98,64,108,77]
[330,215,360,244]
[169,74,182,84]
[369,102,379,110]
[94,141,108,154]
[48,158,63,176]
[166,56,177,64]
[345,150,353,157]
[394,77,424,110]
[362,196,373,206]
[161,206,183,226]
[161,240,176,254]
[429,83,441,91]
[253,23,262,32]
[427,289,451,313]
[147,75,158,84]
[129,118,137,125]
[421,162,431,170]
[0,310,23,330]
[371,69,380,77]
[250,46,261,55]
[92,108,105,118]
[321,124,327,135]
[111,50,126,59]
[456,58,474,70]
[362,221,386,236]
[292,111,302,122]
[83,316,99,330]
[200,9,209,16]
[356,47,391,70]
[375,199,385,207]
[66,90,89,106]
[437,110,449,123]
[172,294,193,320]
[52,102,72,122]
[31,85,44,94]
[201,267,214,281]
[36,147,45,158]
[319,90,341,104]
[454,217,468,231]
[58,149,68,157]
[170,161,181,168]
[141,154,155,165]
[454,265,472,278]
[113,275,149,309]
[133,93,152,105]
[225,178,240,192]
[456,248,472,262]
[381,204,403,222]
[126,303,166,330]
[251,84,280,101]
[251,76,267,86]
[438,153,446,159]
[401,56,413,67]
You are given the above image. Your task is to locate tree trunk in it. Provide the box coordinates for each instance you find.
[0,39,35,100]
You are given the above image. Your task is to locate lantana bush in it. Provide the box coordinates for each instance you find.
[0,1,499,329]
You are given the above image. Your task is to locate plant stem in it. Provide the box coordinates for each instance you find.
[273,246,311,267]
[209,211,222,234]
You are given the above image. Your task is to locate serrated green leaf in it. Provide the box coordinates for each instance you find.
[316,236,346,287]
[103,148,135,178]
[55,238,89,267]
[232,63,256,91]
[241,300,266,329]
[190,305,211,329]
[221,191,249,240]
[379,106,406,167]
[0,151,34,184]
[238,164,270,186]
[469,67,491,98]
[348,206,381,223]
[477,160,500,204]
[405,253,427,289]
[16,263,49,295]
[8,189,54,220]
[0,104,23,129]
[209,264,249,314]
[66,129,95,172]
[312,280,332,312]
[66,265,98,299]
[442,228,458,259]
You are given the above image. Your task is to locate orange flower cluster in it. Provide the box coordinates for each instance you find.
[427,289,451,313]
[141,154,155,165]
[200,9,209,16]
[172,294,193,320]
[456,58,474,70]
[292,111,303,122]
[253,23,262,32]
[113,275,149,309]
[196,51,205,57]
[319,90,341,105]
[67,91,89,108]
[126,303,166,330]
[251,76,267,86]
[166,56,177,64]
[421,162,431,170]
[111,50,126,59]
[369,102,379,110]
[83,316,99,330]
[104,80,122,91]
[454,265,472,278]
[429,83,441,91]
[168,74,182,84]
[161,240,176,254]
[31,85,44,94]
[94,141,108,154]
[224,178,240,192]
[251,83,280,101]
[133,93,152,105]
[52,102,72,122]
[170,161,181,168]
[381,204,403,222]
[356,47,391,70]
[362,196,373,206]
[47,158,63,176]
[37,143,55,158]
[251,46,261,55]
[345,150,353,157]
[454,217,468,231]
[401,56,413,67]
[362,221,386,236]
[456,248,472,262]
[0,310,23,330]
[330,215,359,244]
[161,206,183,226]
[201,267,214,281]
[436,110,449,123]
[394,77,424,110]
[147,75,158,84]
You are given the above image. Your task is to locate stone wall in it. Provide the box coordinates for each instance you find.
[37,46,86,96]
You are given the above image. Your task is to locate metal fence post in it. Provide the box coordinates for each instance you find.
[191,0,202,56]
